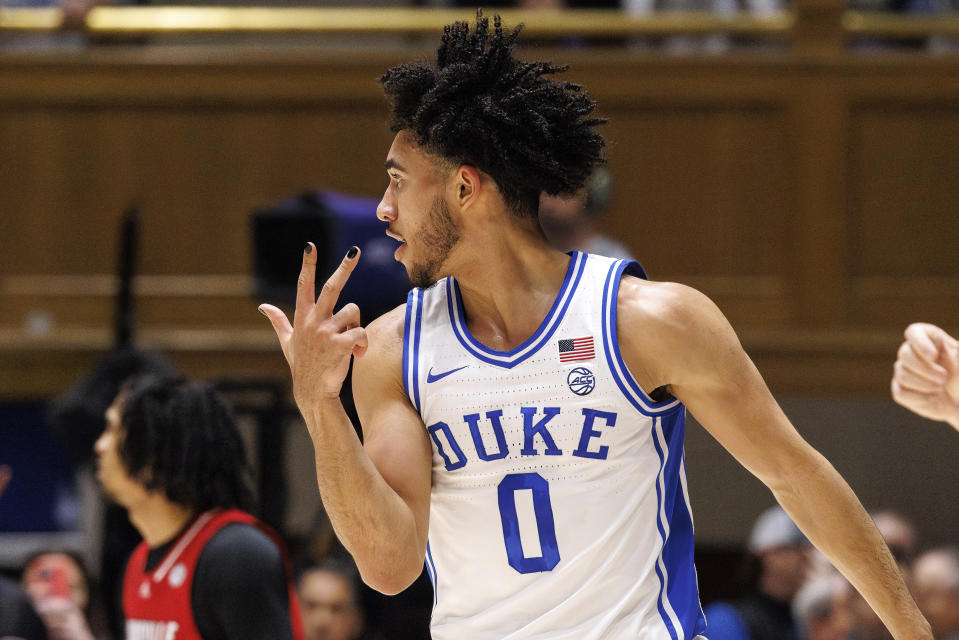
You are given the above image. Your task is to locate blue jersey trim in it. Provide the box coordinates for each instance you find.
[651,413,708,640]
[402,289,423,412]
[425,541,438,607]
[445,251,588,369]
[650,416,680,640]
[601,259,683,417]
[413,290,423,412]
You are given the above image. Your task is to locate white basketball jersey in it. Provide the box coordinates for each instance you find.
[402,252,708,640]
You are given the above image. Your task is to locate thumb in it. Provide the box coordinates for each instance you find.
[343,326,369,358]
[258,304,294,366]
[258,304,291,337]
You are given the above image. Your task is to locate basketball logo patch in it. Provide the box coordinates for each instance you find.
[168,563,188,588]
[567,367,596,396]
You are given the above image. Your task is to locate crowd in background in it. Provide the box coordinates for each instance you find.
[706,506,959,640]
[3,483,958,639]
[1,0,958,55]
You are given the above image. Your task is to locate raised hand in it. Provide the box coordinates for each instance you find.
[259,244,368,410]
[891,322,959,429]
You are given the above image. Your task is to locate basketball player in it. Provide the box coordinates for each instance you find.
[891,322,959,431]
[258,14,931,639]
[94,376,303,640]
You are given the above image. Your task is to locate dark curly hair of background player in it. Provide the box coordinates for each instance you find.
[117,376,255,513]
[378,12,607,220]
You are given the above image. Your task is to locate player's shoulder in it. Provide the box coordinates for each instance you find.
[617,275,721,332]
[616,275,741,382]
[194,522,288,618]
[204,521,281,562]
[361,302,407,359]
[353,302,408,392]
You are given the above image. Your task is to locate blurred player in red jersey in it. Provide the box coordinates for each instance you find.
[94,375,303,640]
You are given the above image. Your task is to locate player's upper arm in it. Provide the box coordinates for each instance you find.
[194,523,294,640]
[617,278,817,490]
[351,305,433,553]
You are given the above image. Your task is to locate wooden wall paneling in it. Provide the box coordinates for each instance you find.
[2,53,959,399]
[788,72,849,326]
[848,104,959,276]
[844,66,959,328]
[581,60,797,328]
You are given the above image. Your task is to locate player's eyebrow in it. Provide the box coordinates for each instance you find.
[384,158,407,173]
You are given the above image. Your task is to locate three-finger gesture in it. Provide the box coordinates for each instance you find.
[891,322,959,429]
[259,244,368,409]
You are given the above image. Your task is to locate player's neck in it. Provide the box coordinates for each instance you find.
[128,494,198,548]
[453,233,570,351]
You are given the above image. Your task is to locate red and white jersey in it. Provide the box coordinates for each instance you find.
[403,252,708,639]
[122,508,302,640]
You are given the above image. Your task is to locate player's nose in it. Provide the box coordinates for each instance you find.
[376,187,396,223]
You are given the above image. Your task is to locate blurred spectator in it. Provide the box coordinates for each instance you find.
[21,551,97,640]
[1,465,49,640]
[297,559,365,640]
[911,547,959,640]
[704,506,811,640]
[0,575,49,640]
[95,375,302,639]
[792,572,854,640]
[295,506,429,640]
[0,0,133,50]
[539,167,633,259]
[844,509,919,640]
[0,464,10,498]
[872,510,918,574]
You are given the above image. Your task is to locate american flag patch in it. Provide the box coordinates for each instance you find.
[558,337,595,362]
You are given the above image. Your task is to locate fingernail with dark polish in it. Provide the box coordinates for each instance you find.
[304,243,313,254]
[347,246,358,259]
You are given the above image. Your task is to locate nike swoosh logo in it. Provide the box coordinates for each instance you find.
[426,365,469,384]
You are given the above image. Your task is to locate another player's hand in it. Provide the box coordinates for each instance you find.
[891,322,959,429]
[258,244,368,409]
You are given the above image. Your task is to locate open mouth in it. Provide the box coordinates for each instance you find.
[385,229,405,244]
[386,229,406,260]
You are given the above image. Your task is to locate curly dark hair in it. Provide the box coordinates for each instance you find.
[379,12,606,219]
[117,376,254,513]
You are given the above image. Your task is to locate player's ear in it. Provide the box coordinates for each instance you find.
[454,165,481,211]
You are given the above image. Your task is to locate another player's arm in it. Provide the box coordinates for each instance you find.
[617,278,932,640]
[193,525,295,640]
[259,246,431,596]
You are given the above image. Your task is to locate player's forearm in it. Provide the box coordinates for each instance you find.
[302,397,424,593]
[770,451,931,640]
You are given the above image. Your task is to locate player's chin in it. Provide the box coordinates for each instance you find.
[394,241,407,262]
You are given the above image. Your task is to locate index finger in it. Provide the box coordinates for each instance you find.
[294,242,319,329]
[315,245,361,318]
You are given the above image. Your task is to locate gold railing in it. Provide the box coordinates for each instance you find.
[843,10,959,38]
[0,7,794,36]
[3,7,958,44]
